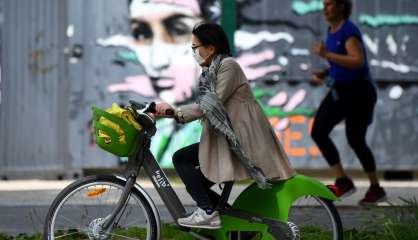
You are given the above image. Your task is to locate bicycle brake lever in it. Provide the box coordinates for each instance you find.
[128,100,146,111]
[145,102,156,114]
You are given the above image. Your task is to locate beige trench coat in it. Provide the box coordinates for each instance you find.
[178,57,296,183]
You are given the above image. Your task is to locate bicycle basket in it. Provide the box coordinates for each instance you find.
[92,105,141,157]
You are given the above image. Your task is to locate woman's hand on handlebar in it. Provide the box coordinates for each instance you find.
[155,102,176,118]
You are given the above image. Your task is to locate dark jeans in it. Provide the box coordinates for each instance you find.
[172,143,220,209]
[311,79,377,173]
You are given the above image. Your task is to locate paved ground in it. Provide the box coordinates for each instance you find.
[0,178,417,235]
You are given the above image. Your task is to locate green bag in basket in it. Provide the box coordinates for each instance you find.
[92,103,142,157]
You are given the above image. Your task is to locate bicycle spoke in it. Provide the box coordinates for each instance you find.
[70,188,91,224]
[56,215,84,230]
[80,188,92,222]
[120,216,144,227]
[79,208,93,224]
[107,232,141,240]
[54,230,87,239]
[98,184,107,218]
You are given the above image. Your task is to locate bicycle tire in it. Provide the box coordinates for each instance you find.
[286,196,343,240]
[43,175,159,240]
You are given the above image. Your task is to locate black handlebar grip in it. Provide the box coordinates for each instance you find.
[147,102,157,113]
[128,100,145,111]
[165,109,175,116]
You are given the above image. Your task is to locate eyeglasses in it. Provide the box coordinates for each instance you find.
[191,45,205,51]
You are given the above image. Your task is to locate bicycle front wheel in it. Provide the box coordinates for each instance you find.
[287,196,343,240]
[44,175,159,240]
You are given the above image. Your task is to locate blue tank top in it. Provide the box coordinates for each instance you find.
[326,20,369,82]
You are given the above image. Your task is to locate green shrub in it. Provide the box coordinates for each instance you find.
[343,197,418,240]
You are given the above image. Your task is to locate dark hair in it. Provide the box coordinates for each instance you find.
[192,22,231,56]
[334,0,352,19]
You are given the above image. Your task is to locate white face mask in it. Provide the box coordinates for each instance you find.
[192,48,206,65]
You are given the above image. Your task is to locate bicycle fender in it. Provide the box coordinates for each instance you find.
[232,174,338,221]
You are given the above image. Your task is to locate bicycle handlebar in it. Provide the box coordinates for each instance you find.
[127,100,175,135]
[128,100,174,116]
[129,100,155,113]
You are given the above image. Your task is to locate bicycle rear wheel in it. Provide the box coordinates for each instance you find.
[44,175,159,240]
[287,196,343,240]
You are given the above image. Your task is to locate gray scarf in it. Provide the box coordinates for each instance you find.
[198,54,271,189]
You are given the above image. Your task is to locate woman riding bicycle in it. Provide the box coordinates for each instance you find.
[155,22,295,229]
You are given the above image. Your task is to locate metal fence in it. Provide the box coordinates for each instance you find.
[0,0,70,178]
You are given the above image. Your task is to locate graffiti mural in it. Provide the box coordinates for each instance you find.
[1,0,417,179]
[95,0,296,167]
[238,0,418,80]
[97,1,203,104]
[87,0,418,169]
[95,0,216,166]
[232,0,418,168]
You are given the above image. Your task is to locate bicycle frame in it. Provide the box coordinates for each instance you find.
[101,129,297,239]
[101,131,188,230]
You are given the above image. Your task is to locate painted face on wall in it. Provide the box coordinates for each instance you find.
[129,0,202,103]
[129,0,200,73]
[97,0,207,104]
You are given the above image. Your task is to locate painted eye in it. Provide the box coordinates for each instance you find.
[168,22,189,37]
[163,14,193,38]
[130,20,153,41]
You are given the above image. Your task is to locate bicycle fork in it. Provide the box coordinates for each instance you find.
[101,173,137,231]
[100,138,151,233]
[84,173,137,240]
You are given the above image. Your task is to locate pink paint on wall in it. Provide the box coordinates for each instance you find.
[237,49,282,81]
[268,91,288,106]
[243,65,282,81]
[151,0,200,14]
[169,67,197,102]
[284,89,306,112]
[237,49,275,66]
[108,75,156,97]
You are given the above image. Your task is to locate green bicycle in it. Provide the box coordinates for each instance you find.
[44,100,343,240]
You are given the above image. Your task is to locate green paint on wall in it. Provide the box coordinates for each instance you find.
[116,50,140,65]
[359,14,418,27]
[253,89,276,99]
[158,121,202,168]
[292,0,323,15]
[253,88,314,117]
[156,134,170,161]
[262,106,314,118]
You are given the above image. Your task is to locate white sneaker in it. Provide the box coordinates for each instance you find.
[177,208,221,229]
